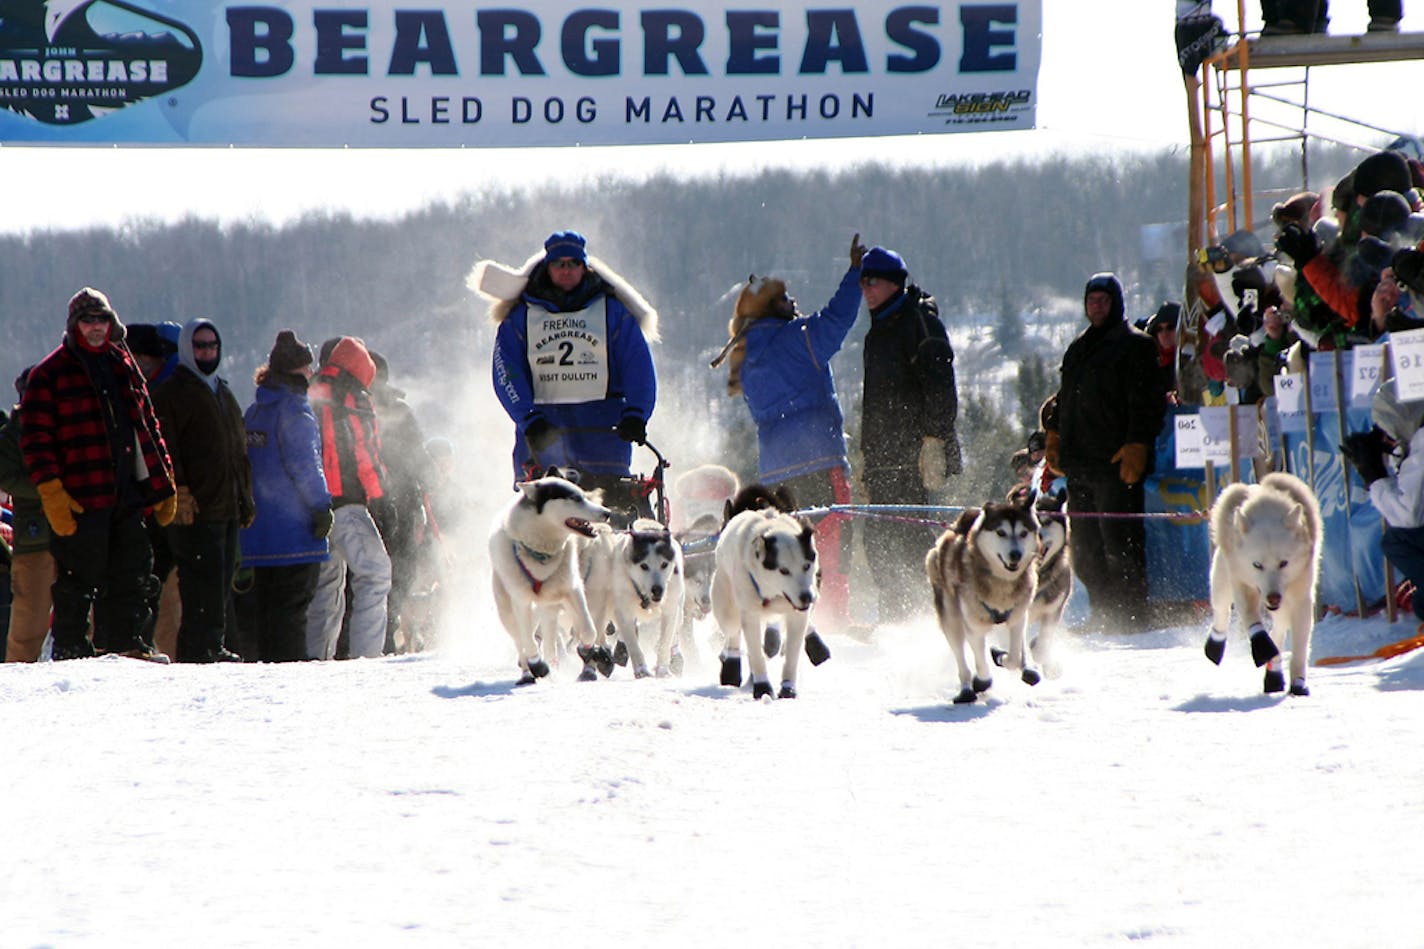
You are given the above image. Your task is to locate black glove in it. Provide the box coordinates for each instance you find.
[524,417,558,454]
[1394,248,1424,295]
[616,416,647,445]
[1340,428,1389,486]
[312,507,334,539]
[1274,223,1319,268]
[369,496,397,540]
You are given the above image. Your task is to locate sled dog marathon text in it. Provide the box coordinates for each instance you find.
[0,1,1041,146]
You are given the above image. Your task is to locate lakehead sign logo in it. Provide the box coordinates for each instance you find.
[0,0,202,125]
[0,0,1039,146]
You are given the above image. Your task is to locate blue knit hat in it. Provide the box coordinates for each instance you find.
[543,230,588,263]
[861,246,907,285]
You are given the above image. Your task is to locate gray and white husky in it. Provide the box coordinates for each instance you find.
[710,495,819,700]
[489,476,611,683]
[582,519,686,678]
[926,496,1043,704]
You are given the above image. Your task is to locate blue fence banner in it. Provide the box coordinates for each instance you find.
[0,0,1042,146]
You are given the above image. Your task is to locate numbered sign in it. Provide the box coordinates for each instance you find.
[1391,328,1424,401]
[1308,351,1338,408]
[1174,414,1205,469]
[1275,373,1308,434]
[1351,345,1385,405]
[1262,396,1282,448]
[1233,404,1261,459]
[1199,406,1232,464]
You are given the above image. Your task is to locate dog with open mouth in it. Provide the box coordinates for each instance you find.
[926,495,1043,704]
[489,474,612,684]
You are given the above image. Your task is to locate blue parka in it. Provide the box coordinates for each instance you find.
[492,267,657,480]
[239,377,332,567]
[739,268,862,483]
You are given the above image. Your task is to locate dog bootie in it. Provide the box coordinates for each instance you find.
[719,652,742,687]
[763,626,782,658]
[1289,677,1310,697]
[1249,627,1280,667]
[804,630,831,666]
[952,686,978,705]
[1204,630,1227,665]
[752,680,774,700]
[778,682,797,699]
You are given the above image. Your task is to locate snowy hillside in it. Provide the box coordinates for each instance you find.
[5,610,1423,948]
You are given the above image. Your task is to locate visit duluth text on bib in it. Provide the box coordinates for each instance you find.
[528,300,609,404]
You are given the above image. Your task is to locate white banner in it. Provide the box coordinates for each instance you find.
[0,0,1042,146]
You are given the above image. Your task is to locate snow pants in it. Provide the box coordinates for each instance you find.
[861,468,937,625]
[50,508,154,658]
[771,467,852,633]
[169,519,240,661]
[306,504,391,660]
[1065,468,1148,631]
[5,550,55,662]
[253,562,321,662]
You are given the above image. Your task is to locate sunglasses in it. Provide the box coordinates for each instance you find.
[193,340,220,351]
[549,258,584,270]
[77,313,112,325]
[859,276,886,287]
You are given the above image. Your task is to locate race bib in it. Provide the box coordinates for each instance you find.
[528,300,609,404]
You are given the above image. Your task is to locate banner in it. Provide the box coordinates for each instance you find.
[0,0,1041,146]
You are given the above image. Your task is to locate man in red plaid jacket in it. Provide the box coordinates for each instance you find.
[19,287,177,661]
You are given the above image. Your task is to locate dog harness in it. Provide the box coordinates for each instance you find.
[513,541,555,594]
[747,570,771,608]
[980,601,1013,625]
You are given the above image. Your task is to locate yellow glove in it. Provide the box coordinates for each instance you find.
[849,232,867,270]
[1044,430,1063,476]
[155,493,178,527]
[173,485,198,526]
[919,436,948,492]
[1111,443,1150,486]
[37,479,83,537]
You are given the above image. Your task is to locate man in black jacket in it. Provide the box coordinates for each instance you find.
[859,247,962,624]
[1044,273,1166,632]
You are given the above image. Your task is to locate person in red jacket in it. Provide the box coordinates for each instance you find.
[304,336,392,660]
[19,288,177,661]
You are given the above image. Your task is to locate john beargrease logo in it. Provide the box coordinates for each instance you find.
[0,0,201,125]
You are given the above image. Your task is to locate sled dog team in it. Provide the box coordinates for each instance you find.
[490,465,1323,702]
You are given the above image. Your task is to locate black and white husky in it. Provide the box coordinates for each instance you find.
[489,476,612,684]
[926,496,1043,704]
[710,490,820,699]
[582,519,686,678]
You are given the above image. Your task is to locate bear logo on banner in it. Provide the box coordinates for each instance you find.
[0,0,202,125]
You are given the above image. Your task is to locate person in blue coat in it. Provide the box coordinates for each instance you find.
[714,233,867,632]
[239,330,333,662]
[471,230,659,523]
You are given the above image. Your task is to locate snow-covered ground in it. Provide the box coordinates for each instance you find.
[5,606,1422,948]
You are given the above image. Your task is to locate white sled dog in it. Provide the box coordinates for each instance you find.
[489,475,612,684]
[926,496,1043,704]
[1204,472,1322,696]
[582,519,686,678]
[710,489,820,699]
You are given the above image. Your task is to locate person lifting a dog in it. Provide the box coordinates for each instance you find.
[472,230,660,526]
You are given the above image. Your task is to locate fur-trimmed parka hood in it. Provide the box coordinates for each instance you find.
[720,275,788,396]
[468,249,659,342]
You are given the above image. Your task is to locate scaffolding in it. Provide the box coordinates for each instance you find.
[1187,1,1422,257]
